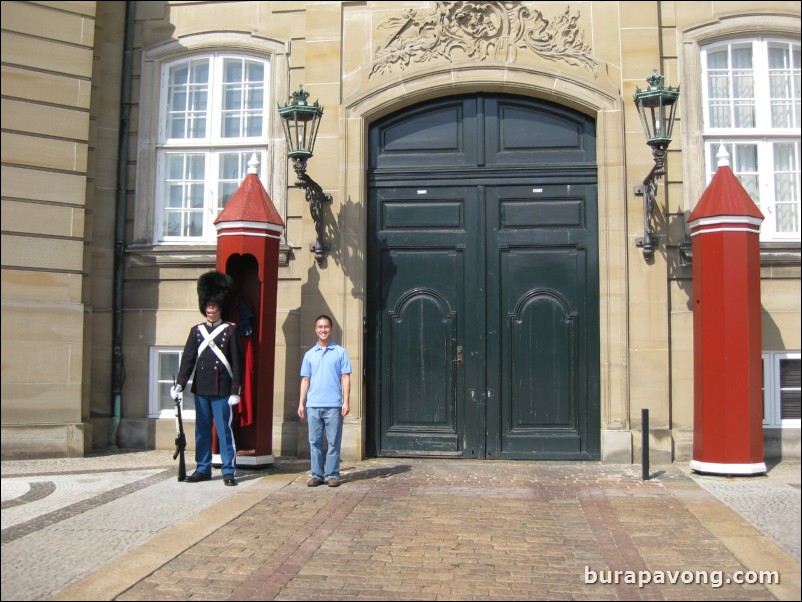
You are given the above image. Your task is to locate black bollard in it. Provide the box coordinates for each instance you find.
[642,408,649,480]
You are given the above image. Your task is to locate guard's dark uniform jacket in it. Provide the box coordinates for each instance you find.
[176,320,243,397]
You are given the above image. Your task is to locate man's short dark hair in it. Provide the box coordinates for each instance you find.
[314,314,333,326]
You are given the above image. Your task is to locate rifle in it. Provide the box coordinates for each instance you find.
[172,377,187,481]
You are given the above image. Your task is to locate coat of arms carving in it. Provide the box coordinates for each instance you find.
[370,1,599,78]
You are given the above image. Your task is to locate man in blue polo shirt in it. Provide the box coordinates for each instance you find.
[298,314,352,487]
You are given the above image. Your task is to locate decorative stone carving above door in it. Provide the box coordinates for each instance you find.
[370,2,599,78]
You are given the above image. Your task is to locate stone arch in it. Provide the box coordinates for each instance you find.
[339,66,630,455]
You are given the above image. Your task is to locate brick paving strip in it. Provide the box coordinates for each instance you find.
[228,483,374,600]
[578,488,664,601]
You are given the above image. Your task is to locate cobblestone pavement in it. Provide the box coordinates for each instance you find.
[1,452,799,601]
[678,461,801,563]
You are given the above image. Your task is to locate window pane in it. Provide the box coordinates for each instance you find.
[780,359,801,420]
[705,43,756,130]
[223,114,242,138]
[734,144,758,172]
[220,153,242,179]
[158,382,174,413]
[157,352,195,413]
[166,154,184,181]
[735,144,758,203]
[224,87,243,111]
[734,100,755,128]
[191,61,209,84]
[159,354,179,380]
[224,60,243,83]
[711,144,761,204]
[219,181,238,210]
[707,49,728,70]
[189,211,204,237]
[709,103,730,128]
[217,151,250,210]
[169,89,187,113]
[159,385,196,413]
[706,54,732,128]
[164,210,181,237]
[189,183,205,209]
[166,59,209,140]
[245,114,263,138]
[794,47,801,107]
[731,45,753,69]
[769,44,800,128]
[774,142,801,234]
[220,58,265,139]
[162,153,205,239]
[171,64,188,85]
[189,155,206,179]
[733,59,755,128]
[169,116,186,139]
[246,61,264,82]
[166,184,183,209]
[246,86,264,110]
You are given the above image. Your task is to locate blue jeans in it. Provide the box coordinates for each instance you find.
[194,394,236,476]
[307,407,343,481]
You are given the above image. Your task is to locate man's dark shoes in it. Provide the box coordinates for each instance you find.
[307,476,323,487]
[223,475,237,487]
[327,476,340,487]
[185,471,212,483]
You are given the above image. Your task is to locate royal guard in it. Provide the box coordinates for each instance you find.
[172,271,244,486]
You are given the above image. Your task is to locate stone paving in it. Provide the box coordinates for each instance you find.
[679,461,801,563]
[1,453,799,601]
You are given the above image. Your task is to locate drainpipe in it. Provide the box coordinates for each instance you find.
[110,0,136,448]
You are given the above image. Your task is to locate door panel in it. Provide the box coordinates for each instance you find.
[367,94,599,459]
[369,187,481,456]
[486,185,597,458]
[484,96,597,165]
[381,249,461,452]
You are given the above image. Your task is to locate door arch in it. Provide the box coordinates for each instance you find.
[366,94,600,459]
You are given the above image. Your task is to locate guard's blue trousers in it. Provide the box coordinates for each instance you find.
[194,395,236,476]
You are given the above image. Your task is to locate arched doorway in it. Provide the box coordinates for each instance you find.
[366,94,600,459]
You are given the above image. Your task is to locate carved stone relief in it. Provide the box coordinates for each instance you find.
[370,1,599,78]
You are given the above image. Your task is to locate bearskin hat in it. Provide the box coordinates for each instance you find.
[197,271,235,317]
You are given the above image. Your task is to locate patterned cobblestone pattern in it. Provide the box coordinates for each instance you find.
[1,454,799,601]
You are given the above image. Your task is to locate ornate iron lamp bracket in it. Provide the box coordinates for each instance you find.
[290,156,332,265]
[634,145,667,260]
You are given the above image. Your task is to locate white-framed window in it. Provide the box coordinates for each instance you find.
[701,39,801,242]
[762,351,801,428]
[149,347,196,419]
[155,53,271,243]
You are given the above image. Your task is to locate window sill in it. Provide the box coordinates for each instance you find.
[127,242,292,268]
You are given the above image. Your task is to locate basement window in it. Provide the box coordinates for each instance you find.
[149,347,196,419]
[763,351,801,428]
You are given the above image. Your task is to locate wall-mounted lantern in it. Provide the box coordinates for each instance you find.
[278,85,331,265]
[633,70,680,259]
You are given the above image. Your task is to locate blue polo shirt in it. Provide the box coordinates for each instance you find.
[301,342,352,408]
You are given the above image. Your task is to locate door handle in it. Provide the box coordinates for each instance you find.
[454,345,464,367]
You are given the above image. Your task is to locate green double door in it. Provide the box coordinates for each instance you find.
[366,95,600,459]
